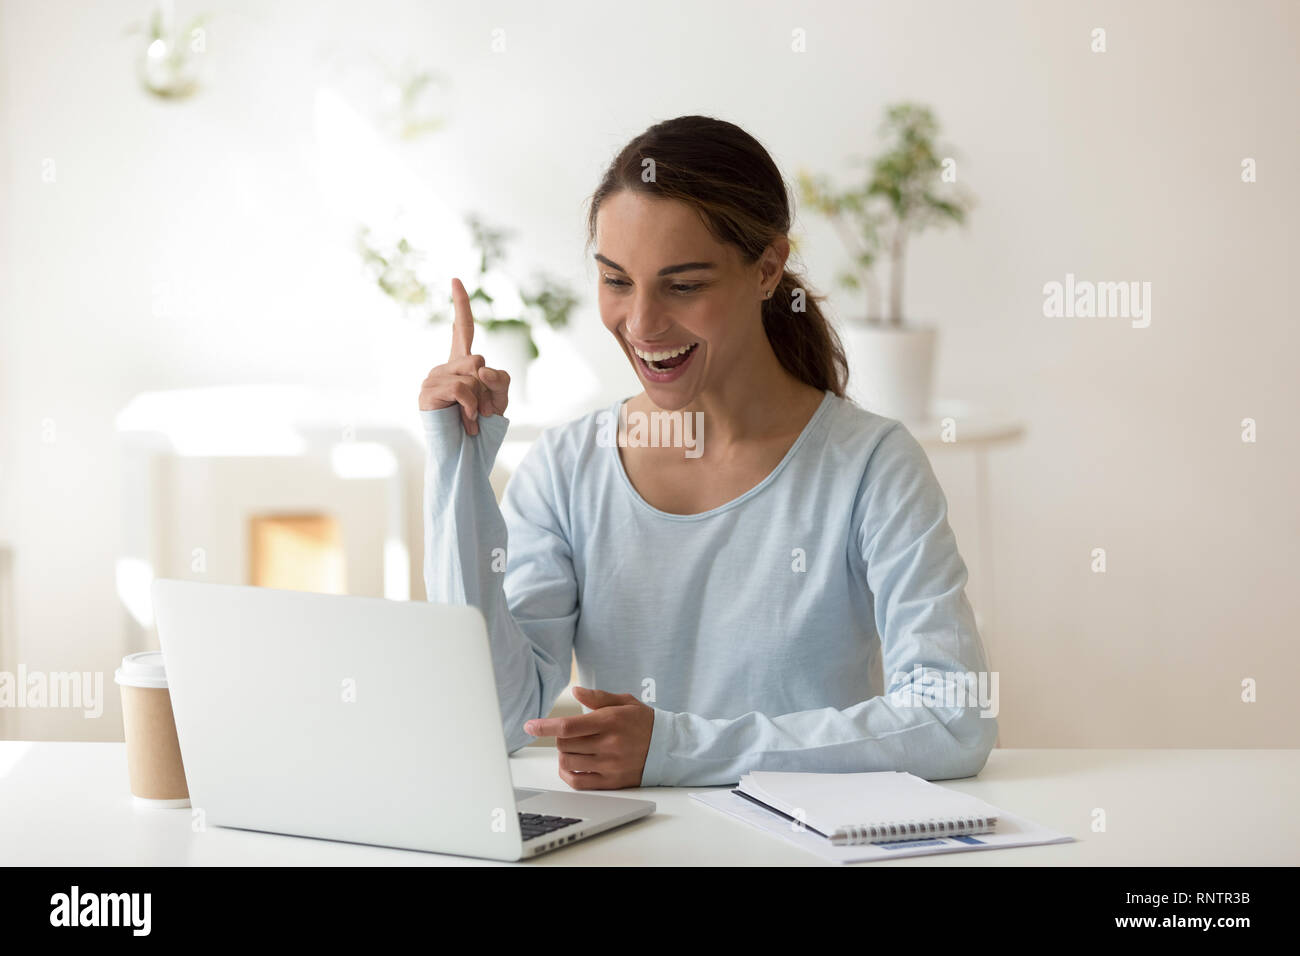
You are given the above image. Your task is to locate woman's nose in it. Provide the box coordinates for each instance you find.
[624,292,669,340]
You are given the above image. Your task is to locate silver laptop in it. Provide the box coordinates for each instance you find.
[151,579,655,861]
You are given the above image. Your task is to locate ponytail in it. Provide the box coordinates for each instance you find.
[762,270,848,396]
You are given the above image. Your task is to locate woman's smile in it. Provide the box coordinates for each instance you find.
[629,339,701,383]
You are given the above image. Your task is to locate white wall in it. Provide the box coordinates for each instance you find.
[1,0,1297,745]
[0,0,12,737]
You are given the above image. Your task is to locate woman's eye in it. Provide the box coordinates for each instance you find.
[601,276,702,295]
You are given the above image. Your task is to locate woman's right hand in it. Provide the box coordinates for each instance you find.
[418,277,511,436]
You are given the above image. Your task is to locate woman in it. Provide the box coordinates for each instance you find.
[419,115,996,789]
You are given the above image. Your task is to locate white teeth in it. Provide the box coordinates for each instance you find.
[633,343,696,362]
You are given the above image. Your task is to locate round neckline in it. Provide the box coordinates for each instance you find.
[609,390,835,521]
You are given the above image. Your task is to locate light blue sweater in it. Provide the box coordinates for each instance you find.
[422,390,997,787]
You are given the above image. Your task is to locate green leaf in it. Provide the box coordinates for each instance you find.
[482,317,527,331]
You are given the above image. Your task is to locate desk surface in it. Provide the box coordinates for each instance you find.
[2,743,1296,866]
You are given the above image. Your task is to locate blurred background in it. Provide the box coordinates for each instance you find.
[1,0,1296,747]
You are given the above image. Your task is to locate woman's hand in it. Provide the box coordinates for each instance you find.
[418,277,511,435]
[524,687,655,790]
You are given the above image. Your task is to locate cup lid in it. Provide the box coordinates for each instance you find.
[114,651,169,689]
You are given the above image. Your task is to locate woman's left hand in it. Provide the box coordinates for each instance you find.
[524,687,655,790]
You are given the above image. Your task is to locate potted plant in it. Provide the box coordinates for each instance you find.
[358,212,579,398]
[798,102,973,421]
[125,2,209,100]
[378,61,450,142]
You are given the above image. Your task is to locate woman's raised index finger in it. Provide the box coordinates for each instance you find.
[449,277,474,358]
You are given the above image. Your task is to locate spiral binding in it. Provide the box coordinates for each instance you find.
[831,815,998,845]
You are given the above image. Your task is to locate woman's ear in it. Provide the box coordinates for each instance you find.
[759,236,791,293]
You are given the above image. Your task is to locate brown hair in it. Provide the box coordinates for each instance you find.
[584,115,847,396]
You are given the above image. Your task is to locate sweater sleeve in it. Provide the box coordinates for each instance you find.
[638,421,998,787]
[421,406,577,753]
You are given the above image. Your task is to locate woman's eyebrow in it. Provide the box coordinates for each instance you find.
[594,253,716,276]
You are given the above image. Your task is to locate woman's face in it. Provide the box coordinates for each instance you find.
[595,191,775,410]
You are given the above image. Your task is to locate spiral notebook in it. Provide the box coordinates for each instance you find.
[733,770,1000,845]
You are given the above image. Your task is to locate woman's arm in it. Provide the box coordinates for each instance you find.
[638,422,998,787]
[422,405,578,753]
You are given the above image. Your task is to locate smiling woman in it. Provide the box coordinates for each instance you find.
[419,115,996,790]
[586,116,847,407]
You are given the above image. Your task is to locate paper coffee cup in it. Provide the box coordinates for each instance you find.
[114,651,190,809]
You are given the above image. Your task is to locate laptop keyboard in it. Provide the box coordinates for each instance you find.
[520,812,583,841]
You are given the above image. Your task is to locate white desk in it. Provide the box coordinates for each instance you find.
[2,743,1297,866]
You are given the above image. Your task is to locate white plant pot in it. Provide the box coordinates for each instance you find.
[840,322,938,422]
[476,324,534,403]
